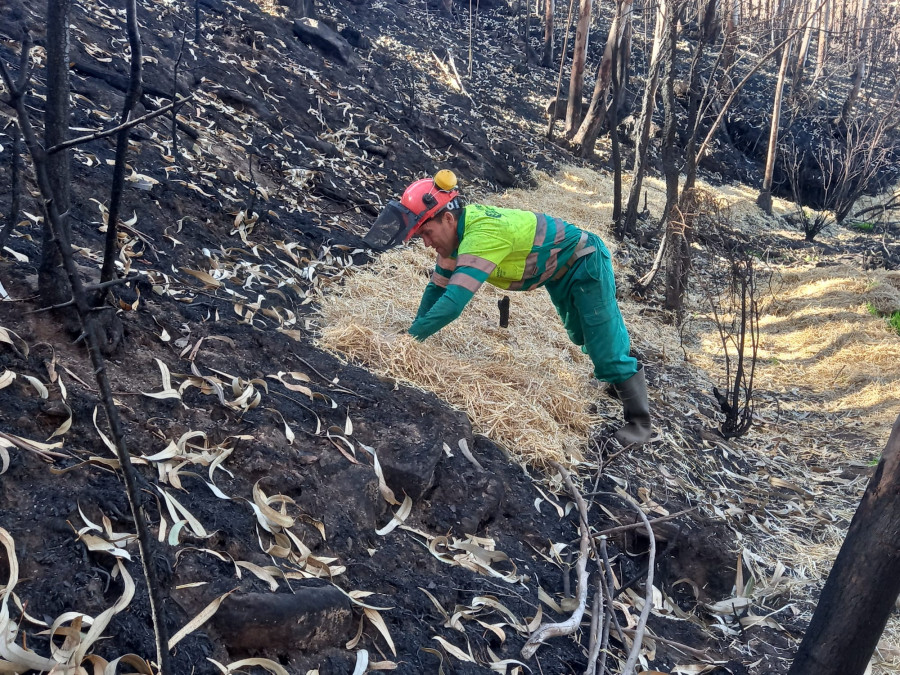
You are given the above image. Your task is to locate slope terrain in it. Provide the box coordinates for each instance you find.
[1,0,899,673]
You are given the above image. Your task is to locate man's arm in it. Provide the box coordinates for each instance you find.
[415,256,455,319]
[409,254,497,340]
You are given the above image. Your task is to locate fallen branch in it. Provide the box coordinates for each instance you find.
[621,628,712,661]
[584,580,605,675]
[593,505,698,538]
[521,461,590,660]
[854,195,900,220]
[71,59,182,99]
[596,536,620,675]
[634,228,667,293]
[0,431,68,460]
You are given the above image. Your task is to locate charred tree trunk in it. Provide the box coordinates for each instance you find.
[787,415,900,675]
[0,122,21,253]
[41,0,72,308]
[791,0,814,94]
[616,14,632,115]
[721,0,740,90]
[171,24,186,163]
[547,0,577,139]
[522,0,538,63]
[100,0,143,284]
[756,33,794,214]
[564,0,592,137]
[838,42,869,127]
[542,0,554,67]
[664,212,691,321]
[609,19,626,227]
[672,0,714,212]
[658,1,682,230]
[662,2,689,321]
[571,0,632,157]
[699,0,718,42]
[620,0,667,238]
[812,0,829,82]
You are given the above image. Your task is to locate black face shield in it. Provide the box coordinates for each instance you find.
[363,201,419,251]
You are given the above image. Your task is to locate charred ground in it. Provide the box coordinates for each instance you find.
[0,0,898,673]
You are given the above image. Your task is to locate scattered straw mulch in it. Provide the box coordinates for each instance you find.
[318,244,600,467]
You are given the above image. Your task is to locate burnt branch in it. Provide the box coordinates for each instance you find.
[618,493,656,675]
[854,194,900,221]
[1,40,172,672]
[46,94,194,155]
[702,205,762,439]
[521,461,590,660]
[100,0,144,284]
[171,26,188,160]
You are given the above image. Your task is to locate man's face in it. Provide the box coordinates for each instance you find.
[417,211,458,257]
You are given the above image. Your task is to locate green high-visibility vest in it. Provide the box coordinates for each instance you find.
[410,205,594,340]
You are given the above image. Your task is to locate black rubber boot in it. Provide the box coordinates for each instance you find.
[612,366,652,446]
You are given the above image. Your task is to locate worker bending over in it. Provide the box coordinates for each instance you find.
[364,171,651,446]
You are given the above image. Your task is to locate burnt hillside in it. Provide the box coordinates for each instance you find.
[1,0,899,674]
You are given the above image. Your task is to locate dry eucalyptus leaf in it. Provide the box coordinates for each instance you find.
[169,589,237,649]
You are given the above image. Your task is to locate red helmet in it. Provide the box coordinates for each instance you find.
[401,171,460,239]
[364,171,461,251]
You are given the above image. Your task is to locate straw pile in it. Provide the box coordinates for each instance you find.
[318,245,594,465]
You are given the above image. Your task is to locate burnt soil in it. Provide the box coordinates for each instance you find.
[0,0,896,673]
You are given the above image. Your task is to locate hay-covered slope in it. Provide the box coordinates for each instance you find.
[317,165,900,673]
[317,166,683,466]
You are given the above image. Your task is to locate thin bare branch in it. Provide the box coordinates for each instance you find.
[619,494,656,675]
[100,0,144,284]
[593,505,698,538]
[46,93,194,155]
[521,461,591,660]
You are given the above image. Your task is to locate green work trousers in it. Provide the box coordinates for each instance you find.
[545,233,638,384]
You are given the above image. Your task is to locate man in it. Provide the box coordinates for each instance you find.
[364,171,651,446]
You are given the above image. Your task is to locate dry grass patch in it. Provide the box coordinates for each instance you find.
[694,264,900,441]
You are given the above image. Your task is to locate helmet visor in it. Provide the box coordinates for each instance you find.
[363,201,417,251]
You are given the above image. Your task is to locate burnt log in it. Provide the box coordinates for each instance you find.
[292,18,358,66]
[787,414,900,675]
[212,588,353,652]
[71,59,188,101]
